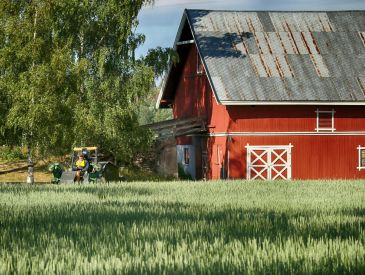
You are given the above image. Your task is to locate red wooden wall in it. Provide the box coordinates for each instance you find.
[172,45,212,120]
[172,44,365,180]
[209,135,365,180]
[173,44,212,145]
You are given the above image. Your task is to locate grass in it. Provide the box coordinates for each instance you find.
[0,159,56,183]
[0,180,364,274]
[0,169,52,183]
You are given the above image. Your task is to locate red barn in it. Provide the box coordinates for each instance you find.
[156,9,365,180]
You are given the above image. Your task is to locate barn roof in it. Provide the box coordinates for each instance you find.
[157,10,365,108]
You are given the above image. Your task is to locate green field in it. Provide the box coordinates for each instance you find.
[0,181,365,274]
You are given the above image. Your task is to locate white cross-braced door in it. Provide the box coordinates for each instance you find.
[246,144,293,180]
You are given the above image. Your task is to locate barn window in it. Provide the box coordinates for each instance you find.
[197,54,203,75]
[183,148,190,165]
[358,146,365,170]
[315,109,335,132]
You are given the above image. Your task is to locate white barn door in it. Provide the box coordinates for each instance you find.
[246,144,293,180]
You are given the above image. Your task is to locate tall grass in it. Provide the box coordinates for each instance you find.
[0,181,364,274]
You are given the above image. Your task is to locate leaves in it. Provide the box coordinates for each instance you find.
[0,0,171,162]
[143,47,179,78]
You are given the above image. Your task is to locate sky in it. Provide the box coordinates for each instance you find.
[135,0,365,57]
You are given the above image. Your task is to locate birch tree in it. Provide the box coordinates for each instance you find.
[0,0,170,182]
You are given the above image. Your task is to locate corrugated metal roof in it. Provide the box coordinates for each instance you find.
[185,10,365,104]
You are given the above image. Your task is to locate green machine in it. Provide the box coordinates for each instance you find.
[88,162,103,183]
[50,146,122,184]
[57,147,104,183]
[48,163,64,184]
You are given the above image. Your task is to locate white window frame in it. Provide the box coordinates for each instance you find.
[357,145,365,171]
[315,109,335,132]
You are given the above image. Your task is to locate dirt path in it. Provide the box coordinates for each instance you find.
[0,160,52,183]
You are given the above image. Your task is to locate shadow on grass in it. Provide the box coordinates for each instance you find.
[0,183,154,196]
[2,199,365,245]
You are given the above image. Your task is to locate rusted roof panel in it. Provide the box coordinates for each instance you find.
[263,54,281,77]
[269,13,335,32]
[276,54,295,77]
[309,54,330,77]
[249,54,268,77]
[244,34,260,54]
[255,32,271,54]
[181,10,365,103]
[266,33,285,54]
[277,32,297,54]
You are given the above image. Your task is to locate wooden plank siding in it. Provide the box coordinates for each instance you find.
[209,135,365,180]
[172,45,212,120]
[172,44,365,180]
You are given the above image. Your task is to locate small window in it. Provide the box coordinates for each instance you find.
[315,109,335,132]
[358,146,365,170]
[184,148,190,165]
[197,55,203,75]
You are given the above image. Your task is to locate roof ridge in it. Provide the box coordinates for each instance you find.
[185,9,365,13]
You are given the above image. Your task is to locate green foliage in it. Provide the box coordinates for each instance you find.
[0,146,26,161]
[0,1,76,155]
[1,180,364,273]
[177,162,192,180]
[137,87,172,125]
[121,166,174,181]
[0,0,169,164]
[143,47,179,78]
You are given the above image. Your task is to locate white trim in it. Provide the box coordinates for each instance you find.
[316,108,335,132]
[176,40,194,45]
[315,109,336,113]
[357,145,365,171]
[219,101,365,106]
[246,145,294,149]
[207,131,365,137]
[314,128,336,132]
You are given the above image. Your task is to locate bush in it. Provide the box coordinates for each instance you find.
[178,162,192,180]
[122,166,174,181]
[0,146,26,161]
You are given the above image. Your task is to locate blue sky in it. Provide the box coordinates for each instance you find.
[136,0,365,57]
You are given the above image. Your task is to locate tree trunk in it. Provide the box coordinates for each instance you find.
[26,7,37,184]
[79,31,85,102]
[26,144,34,184]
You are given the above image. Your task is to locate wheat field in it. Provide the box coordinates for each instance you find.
[0,180,364,274]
